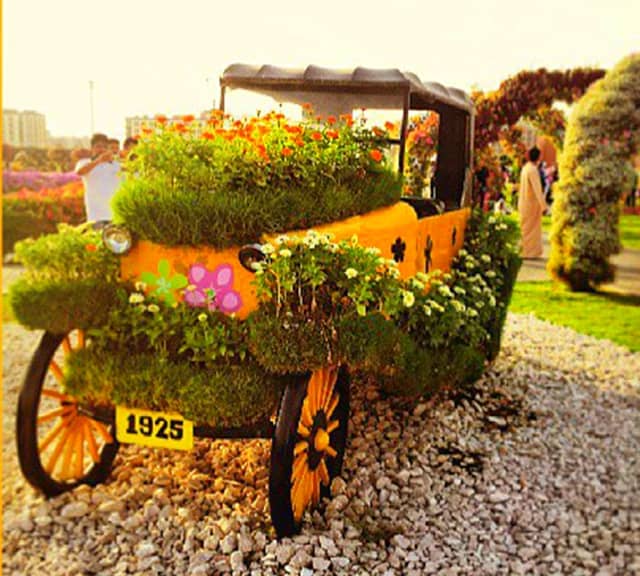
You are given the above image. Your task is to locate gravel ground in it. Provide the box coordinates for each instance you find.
[2,314,639,575]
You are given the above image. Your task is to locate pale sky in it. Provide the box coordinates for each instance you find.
[3,0,639,141]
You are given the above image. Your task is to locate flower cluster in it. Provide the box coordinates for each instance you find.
[2,170,81,194]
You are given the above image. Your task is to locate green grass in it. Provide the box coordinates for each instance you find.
[510,281,640,351]
[543,214,640,250]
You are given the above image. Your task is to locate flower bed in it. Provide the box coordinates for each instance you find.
[2,181,85,254]
[2,170,80,194]
[113,112,402,249]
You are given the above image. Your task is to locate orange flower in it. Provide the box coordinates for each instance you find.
[369,149,383,162]
[281,147,293,157]
[155,114,168,125]
[174,123,187,133]
[384,121,396,131]
[340,114,354,127]
[302,103,313,111]
[182,114,195,123]
[295,137,305,147]
[326,129,339,140]
[202,132,214,140]
[373,127,385,137]
[85,243,97,252]
[311,131,323,141]
[141,127,153,135]
[327,115,337,125]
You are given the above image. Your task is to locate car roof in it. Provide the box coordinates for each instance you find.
[220,64,474,115]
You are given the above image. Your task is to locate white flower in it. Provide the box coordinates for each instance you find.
[147,304,160,313]
[438,285,453,298]
[486,270,496,278]
[467,308,479,318]
[410,278,425,291]
[476,300,485,308]
[429,301,445,313]
[454,286,466,296]
[134,281,147,291]
[366,246,381,256]
[481,254,491,264]
[345,268,359,279]
[279,248,292,258]
[488,295,496,307]
[262,243,275,254]
[198,313,208,322]
[129,292,145,304]
[488,216,496,224]
[402,290,415,308]
[422,304,432,316]
[389,268,400,279]
[275,235,290,245]
[451,300,466,313]
[458,249,468,257]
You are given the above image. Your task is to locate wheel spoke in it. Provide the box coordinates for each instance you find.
[84,419,100,464]
[90,419,113,444]
[292,452,307,481]
[319,459,330,486]
[38,418,68,453]
[62,336,72,355]
[301,399,313,427]
[294,441,308,456]
[297,423,310,438]
[37,406,74,425]
[46,418,75,474]
[326,392,340,419]
[326,419,340,434]
[74,421,85,478]
[77,330,86,349]
[48,361,65,384]
[60,421,78,479]
[325,445,337,459]
[41,388,74,402]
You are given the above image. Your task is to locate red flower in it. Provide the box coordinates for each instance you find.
[326,130,339,140]
[311,131,323,141]
[295,138,305,147]
[155,115,168,125]
[174,123,187,133]
[85,243,98,252]
[182,114,195,123]
[282,147,293,157]
[327,115,337,125]
[369,149,383,163]
[588,207,597,216]
[202,132,214,140]
[340,114,354,127]
[384,121,395,131]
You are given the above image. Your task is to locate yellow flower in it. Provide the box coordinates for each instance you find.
[198,313,208,322]
[345,268,359,279]
[402,290,415,308]
[147,304,160,313]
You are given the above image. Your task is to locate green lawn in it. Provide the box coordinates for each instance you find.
[510,282,640,352]
[542,214,640,250]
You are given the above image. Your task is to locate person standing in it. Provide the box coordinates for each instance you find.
[518,146,547,259]
[75,133,121,224]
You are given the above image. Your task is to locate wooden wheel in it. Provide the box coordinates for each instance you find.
[17,331,118,496]
[269,365,350,537]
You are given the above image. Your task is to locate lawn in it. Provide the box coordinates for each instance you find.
[542,214,640,250]
[510,281,640,352]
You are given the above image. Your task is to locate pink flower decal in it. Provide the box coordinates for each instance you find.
[184,263,243,314]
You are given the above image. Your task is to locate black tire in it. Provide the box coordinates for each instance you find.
[269,365,350,538]
[17,331,119,496]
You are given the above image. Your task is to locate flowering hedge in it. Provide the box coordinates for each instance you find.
[549,54,640,291]
[113,111,402,248]
[2,182,85,254]
[2,170,80,194]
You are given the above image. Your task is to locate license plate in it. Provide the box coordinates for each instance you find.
[115,406,193,451]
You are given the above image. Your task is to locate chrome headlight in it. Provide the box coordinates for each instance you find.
[102,224,133,255]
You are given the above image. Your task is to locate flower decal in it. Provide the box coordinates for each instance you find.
[184,263,243,314]
[139,259,188,306]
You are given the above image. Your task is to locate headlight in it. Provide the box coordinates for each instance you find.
[102,224,133,255]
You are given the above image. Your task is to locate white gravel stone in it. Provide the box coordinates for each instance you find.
[2,314,639,575]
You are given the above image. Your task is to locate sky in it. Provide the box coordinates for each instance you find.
[3,0,639,142]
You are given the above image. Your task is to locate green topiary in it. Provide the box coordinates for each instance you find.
[63,349,288,428]
[549,54,640,291]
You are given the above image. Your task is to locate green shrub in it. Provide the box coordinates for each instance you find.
[9,279,120,334]
[549,54,640,291]
[9,225,121,332]
[64,350,288,428]
[112,113,402,248]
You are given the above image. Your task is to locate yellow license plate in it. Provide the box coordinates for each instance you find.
[115,406,193,451]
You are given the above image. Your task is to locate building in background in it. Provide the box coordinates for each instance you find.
[125,111,211,138]
[47,135,90,149]
[3,109,48,148]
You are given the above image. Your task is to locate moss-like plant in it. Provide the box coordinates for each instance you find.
[64,350,289,428]
[548,54,640,291]
[9,224,121,333]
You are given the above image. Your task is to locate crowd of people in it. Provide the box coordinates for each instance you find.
[73,133,137,225]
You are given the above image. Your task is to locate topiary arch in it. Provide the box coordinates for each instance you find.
[548,54,640,291]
